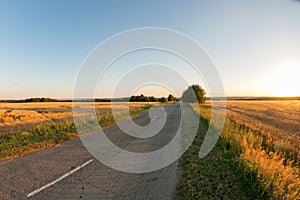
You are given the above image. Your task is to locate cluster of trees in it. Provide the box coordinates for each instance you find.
[129,94,178,103]
[25,97,58,102]
[128,84,206,104]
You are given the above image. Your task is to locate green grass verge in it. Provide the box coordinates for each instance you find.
[0,105,151,160]
[177,106,254,199]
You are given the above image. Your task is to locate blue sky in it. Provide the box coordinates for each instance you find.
[1,0,300,99]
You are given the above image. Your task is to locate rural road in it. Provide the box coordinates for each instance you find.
[0,103,183,199]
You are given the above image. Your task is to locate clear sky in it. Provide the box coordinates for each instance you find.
[1,0,300,99]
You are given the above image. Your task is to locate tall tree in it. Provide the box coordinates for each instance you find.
[168,94,176,101]
[182,84,206,104]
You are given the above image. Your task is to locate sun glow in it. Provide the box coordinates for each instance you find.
[263,62,300,97]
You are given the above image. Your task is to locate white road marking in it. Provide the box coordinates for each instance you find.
[26,158,95,198]
[151,116,159,122]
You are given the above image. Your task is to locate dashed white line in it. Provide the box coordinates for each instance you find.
[26,158,95,198]
[151,116,159,122]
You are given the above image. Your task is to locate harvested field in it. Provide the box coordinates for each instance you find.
[206,100,300,153]
[187,101,300,199]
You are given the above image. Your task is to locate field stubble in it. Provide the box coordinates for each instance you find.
[206,100,300,160]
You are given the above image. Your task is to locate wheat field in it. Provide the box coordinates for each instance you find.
[206,100,300,153]
[0,102,157,136]
[191,100,300,199]
[0,102,156,159]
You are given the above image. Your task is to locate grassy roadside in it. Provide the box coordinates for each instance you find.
[0,105,151,160]
[177,104,300,199]
[177,105,253,199]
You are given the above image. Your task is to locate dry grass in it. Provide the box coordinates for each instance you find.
[241,137,300,199]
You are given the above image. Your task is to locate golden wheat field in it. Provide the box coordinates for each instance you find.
[0,102,157,136]
[208,100,300,152]
[193,100,300,199]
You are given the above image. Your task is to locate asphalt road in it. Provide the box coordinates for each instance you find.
[0,103,182,199]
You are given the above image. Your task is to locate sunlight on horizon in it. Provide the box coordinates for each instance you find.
[262,61,300,97]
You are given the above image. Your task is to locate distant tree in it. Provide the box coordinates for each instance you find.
[144,96,150,102]
[41,97,55,102]
[167,94,176,101]
[158,97,167,103]
[31,98,41,102]
[182,84,206,104]
[139,94,145,101]
[149,96,156,102]
[130,95,137,102]
[95,98,111,102]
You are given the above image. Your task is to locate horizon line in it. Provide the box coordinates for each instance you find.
[1,95,300,101]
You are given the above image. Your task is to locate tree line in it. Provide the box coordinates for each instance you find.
[129,94,177,103]
[0,97,59,103]
[129,84,206,104]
